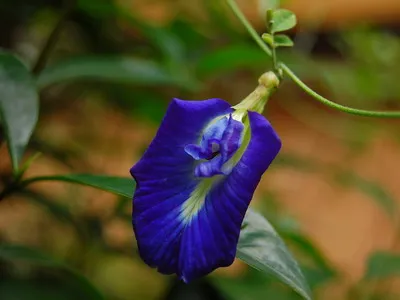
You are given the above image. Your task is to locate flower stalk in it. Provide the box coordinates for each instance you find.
[233,71,280,114]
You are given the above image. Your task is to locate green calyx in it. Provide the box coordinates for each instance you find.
[233,71,280,115]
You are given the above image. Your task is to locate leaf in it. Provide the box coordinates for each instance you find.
[36,56,198,90]
[78,0,186,62]
[274,34,294,47]
[213,269,302,300]
[196,45,269,77]
[272,153,319,172]
[0,51,39,171]
[0,244,104,300]
[270,9,297,33]
[24,174,134,198]
[237,209,312,300]
[364,251,400,280]
[335,172,397,219]
[0,279,91,300]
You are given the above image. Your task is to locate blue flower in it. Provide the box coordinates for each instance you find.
[130,74,281,283]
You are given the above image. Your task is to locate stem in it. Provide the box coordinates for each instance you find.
[271,45,278,72]
[32,0,75,75]
[224,0,400,118]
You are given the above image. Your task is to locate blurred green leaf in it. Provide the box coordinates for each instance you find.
[282,232,336,288]
[237,209,312,300]
[272,153,319,172]
[335,172,397,219]
[0,278,99,300]
[214,269,302,300]
[37,56,198,90]
[0,51,39,172]
[281,231,333,274]
[364,251,400,280]
[274,34,294,47]
[269,9,297,33]
[78,0,186,62]
[197,45,268,77]
[24,174,134,198]
[0,244,104,300]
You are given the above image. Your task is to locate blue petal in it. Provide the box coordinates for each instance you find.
[131,98,232,275]
[131,97,281,282]
[177,111,281,282]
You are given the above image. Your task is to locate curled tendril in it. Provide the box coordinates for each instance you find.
[225,0,400,118]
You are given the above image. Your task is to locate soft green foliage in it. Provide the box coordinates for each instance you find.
[364,252,400,280]
[24,174,135,198]
[336,172,397,219]
[262,33,294,48]
[37,56,198,90]
[0,244,104,300]
[0,51,38,172]
[23,174,311,298]
[238,210,312,300]
[273,34,294,47]
[268,9,297,33]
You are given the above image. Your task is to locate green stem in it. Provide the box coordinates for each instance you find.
[32,0,75,75]
[224,0,400,118]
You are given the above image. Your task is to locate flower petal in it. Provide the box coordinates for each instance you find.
[177,111,281,282]
[131,98,232,275]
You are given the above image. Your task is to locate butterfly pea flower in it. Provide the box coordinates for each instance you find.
[130,72,282,282]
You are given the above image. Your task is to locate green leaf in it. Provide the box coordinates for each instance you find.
[274,34,294,47]
[364,251,400,280]
[269,9,297,33]
[0,279,92,300]
[196,45,268,77]
[24,174,134,198]
[78,0,186,62]
[37,56,198,90]
[0,244,104,300]
[213,269,303,300]
[335,172,397,219]
[0,51,39,171]
[237,209,312,300]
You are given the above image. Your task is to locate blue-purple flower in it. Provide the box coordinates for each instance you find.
[130,73,281,282]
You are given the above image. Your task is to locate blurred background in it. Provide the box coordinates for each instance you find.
[0,0,400,299]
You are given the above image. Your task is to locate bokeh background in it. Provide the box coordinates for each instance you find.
[1,0,400,299]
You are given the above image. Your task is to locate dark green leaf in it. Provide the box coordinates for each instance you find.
[0,244,104,300]
[0,279,93,300]
[24,174,134,198]
[213,269,302,300]
[335,172,397,219]
[237,209,312,300]
[37,56,198,90]
[274,34,294,47]
[364,251,400,280]
[196,45,268,77]
[270,9,297,33]
[78,0,186,62]
[0,51,39,171]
